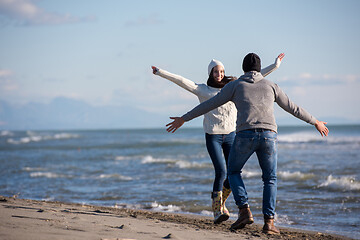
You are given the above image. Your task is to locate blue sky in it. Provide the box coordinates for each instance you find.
[1,0,360,128]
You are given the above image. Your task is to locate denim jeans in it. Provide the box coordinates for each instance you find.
[205,131,235,192]
[228,129,278,217]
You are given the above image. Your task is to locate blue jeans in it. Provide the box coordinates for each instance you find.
[228,129,278,217]
[205,132,235,192]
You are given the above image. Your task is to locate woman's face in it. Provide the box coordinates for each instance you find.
[212,65,224,82]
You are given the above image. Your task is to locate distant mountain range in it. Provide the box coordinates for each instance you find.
[0,97,171,130]
[0,97,357,130]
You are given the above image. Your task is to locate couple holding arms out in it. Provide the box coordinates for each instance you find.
[152,53,329,235]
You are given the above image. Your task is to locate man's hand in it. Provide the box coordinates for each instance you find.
[166,117,185,133]
[315,120,329,137]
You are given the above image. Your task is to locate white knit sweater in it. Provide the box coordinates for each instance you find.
[156,61,280,134]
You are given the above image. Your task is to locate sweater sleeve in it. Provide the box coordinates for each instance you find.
[156,69,200,95]
[274,84,317,125]
[182,82,234,122]
[260,56,281,77]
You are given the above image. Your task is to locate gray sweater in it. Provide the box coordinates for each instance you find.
[182,71,317,133]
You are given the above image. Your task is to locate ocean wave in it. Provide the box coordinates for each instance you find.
[147,138,204,145]
[149,202,182,212]
[199,210,213,217]
[141,155,178,164]
[114,156,133,161]
[175,160,212,169]
[30,172,69,178]
[275,213,295,225]
[23,167,47,172]
[7,132,79,144]
[237,170,314,181]
[278,132,327,143]
[278,171,315,180]
[113,201,182,213]
[278,132,360,145]
[97,174,132,181]
[8,136,42,144]
[318,175,360,191]
[115,155,176,162]
[140,155,212,169]
[113,203,144,210]
[0,130,14,137]
[242,170,261,178]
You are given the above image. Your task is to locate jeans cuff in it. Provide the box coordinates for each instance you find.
[264,214,274,219]
[238,203,250,209]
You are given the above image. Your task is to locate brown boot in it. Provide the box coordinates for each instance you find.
[230,205,254,230]
[262,216,280,235]
[221,186,231,217]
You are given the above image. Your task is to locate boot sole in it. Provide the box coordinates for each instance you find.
[230,218,254,230]
[214,214,230,224]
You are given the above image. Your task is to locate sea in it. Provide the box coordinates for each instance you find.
[0,125,359,239]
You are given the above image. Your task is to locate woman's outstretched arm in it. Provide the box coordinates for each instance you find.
[152,66,200,95]
[261,53,285,77]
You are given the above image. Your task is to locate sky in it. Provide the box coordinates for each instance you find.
[1,0,360,128]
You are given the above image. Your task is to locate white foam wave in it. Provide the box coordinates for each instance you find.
[238,170,314,181]
[318,175,360,191]
[97,174,132,181]
[115,156,133,161]
[278,171,315,180]
[23,167,47,172]
[242,170,261,178]
[275,213,294,225]
[30,172,68,178]
[175,160,211,169]
[8,136,41,144]
[278,132,326,143]
[150,202,182,212]
[41,197,55,202]
[140,155,211,169]
[0,130,14,137]
[141,155,178,164]
[7,132,79,144]
[53,133,78,139]
[113,203,144,209]
[199,210,212,217]
[279,132,360,145]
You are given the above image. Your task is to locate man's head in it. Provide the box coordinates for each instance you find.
[242,53,261,72]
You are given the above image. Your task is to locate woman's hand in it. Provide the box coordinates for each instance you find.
[166,117,185,133]
[275,53,285,68]
[151,66,159,74]
[315,120,329,137]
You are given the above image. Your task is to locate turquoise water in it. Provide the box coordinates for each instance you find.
[0,125,359,238]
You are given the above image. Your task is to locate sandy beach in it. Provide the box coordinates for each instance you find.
[0,195,353,240]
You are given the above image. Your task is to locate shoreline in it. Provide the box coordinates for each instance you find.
[0,196,353,240]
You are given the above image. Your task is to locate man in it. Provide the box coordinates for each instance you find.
[166,53,329,234]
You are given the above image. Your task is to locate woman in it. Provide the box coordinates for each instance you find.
[152,53,284,224]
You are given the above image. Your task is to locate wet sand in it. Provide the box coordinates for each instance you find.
[0,196,353,240]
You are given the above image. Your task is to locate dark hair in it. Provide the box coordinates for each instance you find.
[207,68,237,88]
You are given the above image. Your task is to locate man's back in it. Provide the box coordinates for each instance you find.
[230,72,278,132]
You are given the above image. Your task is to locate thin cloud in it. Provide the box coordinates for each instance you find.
[124,14,163,27]
[0,0,95,26]
[0,69,18,91]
